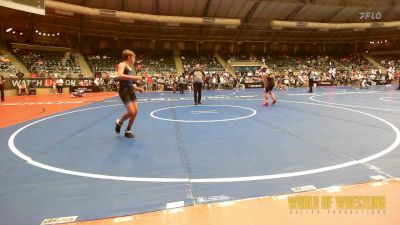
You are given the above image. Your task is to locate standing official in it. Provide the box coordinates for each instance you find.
[189,64,205,105]
[307,69,314,93]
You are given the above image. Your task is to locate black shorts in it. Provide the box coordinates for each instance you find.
[265,86,274,92]
[119,87,137,105]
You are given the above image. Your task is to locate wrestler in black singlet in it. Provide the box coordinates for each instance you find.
[264,76,275,92]
[118,65,137,104]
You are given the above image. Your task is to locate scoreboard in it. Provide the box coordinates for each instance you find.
[0,0,45,15]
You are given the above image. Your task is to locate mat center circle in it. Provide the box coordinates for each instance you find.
[150,105,257,123]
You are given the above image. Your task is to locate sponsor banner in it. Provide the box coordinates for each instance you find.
[3,78,94,90]
[288,195,386,211]
[41,216,78,225]
[317,81,334,86]
[245,82,264,88]
[70,86,101,93]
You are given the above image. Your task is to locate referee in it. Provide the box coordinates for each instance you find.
[189,64,205,105]
[307,68,314,93]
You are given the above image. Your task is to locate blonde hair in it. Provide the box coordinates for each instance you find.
[122,49,135,61]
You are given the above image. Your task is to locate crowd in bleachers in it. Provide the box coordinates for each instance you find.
[374,55,400,68]
[0,55,15,75]
[86,52,120,73]
[335,54,374,70]
[293,55,334,70]
[86,50,176,74]
[135,71,237,92]
[256,54,297,69]
[2,45,399,94]
[221,51,378,72]
[12,49,80,77]
[238,62,397,91]
[181,51,224,72]
[137,50,176,73]
[219,48,256,62]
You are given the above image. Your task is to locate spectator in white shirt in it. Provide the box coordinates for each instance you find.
[56,78,64,94]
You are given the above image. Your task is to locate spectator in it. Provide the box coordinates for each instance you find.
[0,74,4,102]
[104,73,111,91]
[29,72,38,78]
[145,75,152,92]
[179,74,185,94]
[56,78,64,94]
[52,80,57,94]
[16,70,24,78]
[18,81,28,96]
[28,81,37,95]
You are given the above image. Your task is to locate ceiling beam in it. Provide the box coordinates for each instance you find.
[285,1,306,21]
[321,6,344,22]
[237,0,262,40]
[79,0,87,44]
[4,17,399,43]
[243,0,262,24]
[199,0,214,41]
[381,1,396,21]
[27,13,35,44]
[258,0,394,7]
[202,0,212,17]
[154,0,161,40]
[154,0,160,14]
[121,0,125,11]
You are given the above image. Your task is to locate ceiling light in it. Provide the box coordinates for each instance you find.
[6,28,12,32]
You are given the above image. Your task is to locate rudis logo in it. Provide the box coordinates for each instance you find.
[359,12,382,20]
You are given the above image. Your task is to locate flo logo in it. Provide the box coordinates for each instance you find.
[359,12,382,20]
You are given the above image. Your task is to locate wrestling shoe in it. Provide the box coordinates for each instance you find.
[115,119,122,134]
[124,130,135,138]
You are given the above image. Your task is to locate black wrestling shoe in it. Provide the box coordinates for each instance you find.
[124,130,134,138]
[194,102,198,105]
[115,119,122,134]
[198,101,202,104]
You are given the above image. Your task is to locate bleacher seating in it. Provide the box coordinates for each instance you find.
[220,51,252,62]
[255,54,298,69]
[292,55,334,70]
[0,55,16,75]
[335,54,375,70]
[85,50,176,74]
[373,55,400,68]
[12,49,80,76]
[181,51,224,72]
[85,51,120,73]
[136,50,176,73]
